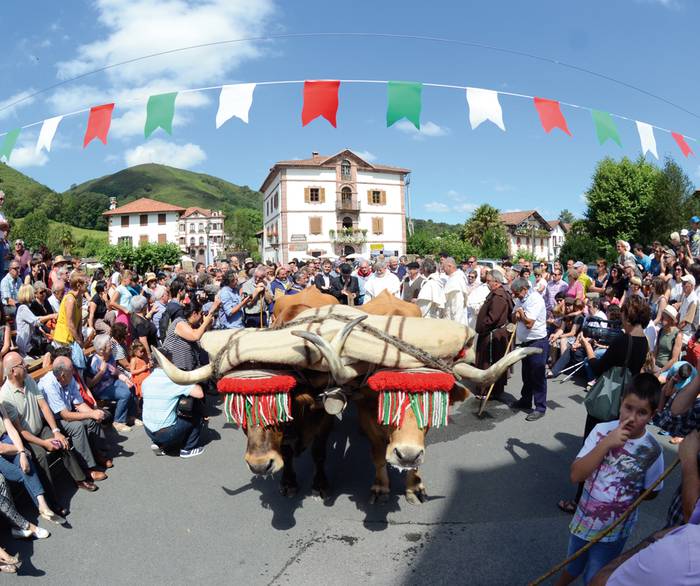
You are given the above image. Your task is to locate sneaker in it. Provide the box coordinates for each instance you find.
[129,418,144,427]
[179,447,205,459]
[151,443,166,456]
[113,422,132,433]
[12,527,50,540]
[39,510,66,525]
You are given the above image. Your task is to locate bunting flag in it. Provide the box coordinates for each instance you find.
[672,132,694,158]
[636,121,658,159]
[387,81,422,129]
[466,87,505,131]
[533,97,572,136]
[591,110,622,147]
[36,115,63,153]
[83,103,115,148]
[0,128,20,162]
[301,80,340,127]
[216,83,256,128]
[145,92,177,138]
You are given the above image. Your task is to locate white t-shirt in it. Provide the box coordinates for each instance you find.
[513,291,547,342]
[679,290,698,339]
[364,272,400,301]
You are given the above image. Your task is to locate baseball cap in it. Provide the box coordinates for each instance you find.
[681,274,696,286]
[691,216,700,224]
[681,228,689,236]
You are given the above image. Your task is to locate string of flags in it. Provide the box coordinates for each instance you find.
[0,79,695,163]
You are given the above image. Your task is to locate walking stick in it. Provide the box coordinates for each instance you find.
[478,325,517,417]
[528,457,680,586]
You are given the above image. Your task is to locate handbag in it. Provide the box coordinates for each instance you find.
[584,337,633,421]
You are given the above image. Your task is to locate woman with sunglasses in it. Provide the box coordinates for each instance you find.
[607,265,627,301]
[665,262,685,304]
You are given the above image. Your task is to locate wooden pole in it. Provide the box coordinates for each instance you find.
[528,457,680,586]
[478,325,517,417]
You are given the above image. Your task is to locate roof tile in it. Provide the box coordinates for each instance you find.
[102,197,186,216]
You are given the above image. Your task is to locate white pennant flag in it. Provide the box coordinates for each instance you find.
[466,87,505,131]
[216,83,256,128]
[635,121,658,159]
[36,115,63,153]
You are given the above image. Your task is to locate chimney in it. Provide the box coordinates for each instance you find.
[311,151,319,159]
[109,197,117,210]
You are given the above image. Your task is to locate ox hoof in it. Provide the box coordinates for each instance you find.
[369,490,390,505]
[280,483,299,498]
[311,487,330,500]
[405,489,428,505]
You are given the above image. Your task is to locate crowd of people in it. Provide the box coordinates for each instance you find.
[0,188,696,582]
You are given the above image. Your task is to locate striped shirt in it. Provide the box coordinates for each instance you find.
[163,317,199,371]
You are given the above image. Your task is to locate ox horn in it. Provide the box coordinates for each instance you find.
[153,348,213,385]
[291,315,367,385]
[452,347,542,386]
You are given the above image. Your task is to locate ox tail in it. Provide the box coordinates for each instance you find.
[452,346,541,386]
[153,348,213,385]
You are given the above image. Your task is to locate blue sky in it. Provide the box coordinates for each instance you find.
[1,0,698,224]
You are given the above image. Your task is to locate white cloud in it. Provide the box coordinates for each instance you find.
[353,149,377,162]
[0,89,37,122]
[48,0,275,139]
[394,119,449,140]
[424,201,450,213]
[454,203,477,213]
[9,146,49,168]
[124,139,206,169]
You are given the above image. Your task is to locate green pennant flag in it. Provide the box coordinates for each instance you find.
[144,92,177,138]
[0,128,20,162]
[386,81,422,129]
[591,110,622,147]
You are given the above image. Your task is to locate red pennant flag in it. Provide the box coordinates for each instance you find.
[533,97,572,136]
[83,103,115,147]
[672,132,694,158]
[302,80,340,127]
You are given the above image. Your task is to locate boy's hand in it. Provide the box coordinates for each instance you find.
[604,418,633,449]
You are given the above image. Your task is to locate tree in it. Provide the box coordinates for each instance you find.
[13,210,50,251]
[558,220,609,264]
[558,209,575,224]
[462,204,506,248]
[98,242,182,274]
[584,156,659,249]
[226,207,263,253]
[480,227,508,259]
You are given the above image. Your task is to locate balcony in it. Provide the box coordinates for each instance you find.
[336,198,360,212]
[329,227,367,246]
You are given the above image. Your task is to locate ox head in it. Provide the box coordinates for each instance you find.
[244,425,285,475]
[384,408,425,470]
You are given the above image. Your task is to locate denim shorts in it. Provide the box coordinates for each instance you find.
[566,533,627,585]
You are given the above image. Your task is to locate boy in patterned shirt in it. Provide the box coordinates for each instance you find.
[555,374,664,586]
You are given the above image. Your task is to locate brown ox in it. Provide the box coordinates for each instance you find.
[360,289,421,317]
[272,286,338,325]
[241,381,333,497]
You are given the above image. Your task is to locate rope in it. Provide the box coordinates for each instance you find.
[528,457,680,586]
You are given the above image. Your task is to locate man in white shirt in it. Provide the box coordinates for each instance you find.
[443,257,468,324]
[363,260,400,302]
[416,258,445,318]
[511,278,549,421]
[677,274,698,343]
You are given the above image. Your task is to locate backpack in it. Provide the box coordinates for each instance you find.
[158,308,172,343]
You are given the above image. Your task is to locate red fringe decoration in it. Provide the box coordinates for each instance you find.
[367,371,455,393]
[217,375,297,395]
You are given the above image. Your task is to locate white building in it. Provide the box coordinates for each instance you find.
[498,210,569,261]
[104,198,184,247]
[103,198,226,265]
[259,149,409,263]
[178,207,226,264]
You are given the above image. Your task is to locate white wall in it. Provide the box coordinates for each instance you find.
[108,212,180,246]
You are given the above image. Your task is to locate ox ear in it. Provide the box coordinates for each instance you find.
[294,392,316,407]
[449,383,469,404]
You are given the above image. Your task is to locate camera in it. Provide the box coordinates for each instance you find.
[582,317,623,346]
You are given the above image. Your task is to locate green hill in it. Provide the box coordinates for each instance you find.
[64,163,263,215]
[0,163,263,232]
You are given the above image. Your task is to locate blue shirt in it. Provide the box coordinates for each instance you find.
[649,258,661,277]
[142,368,192,432]
[39,371,83,415]
[218,286,244,329]
[0,274,21,305]
[666,361,697,390]
[636,254,652,273]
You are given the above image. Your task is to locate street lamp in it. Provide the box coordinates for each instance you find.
[205,223,211,266]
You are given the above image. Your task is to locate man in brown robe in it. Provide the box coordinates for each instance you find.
[474,268,514,400]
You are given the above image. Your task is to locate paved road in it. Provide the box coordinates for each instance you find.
[0,364,681,585]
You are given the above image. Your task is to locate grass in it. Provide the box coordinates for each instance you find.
[49,221,108,242]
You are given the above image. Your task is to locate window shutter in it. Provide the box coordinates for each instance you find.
[319,187,326,203]
[140,235,148,244]
[309,217,321,235]
[380,190,386,205]
[158,234,167,244]
[367,190,373,205]
[377,217,384,234]
[304,187,310,203]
